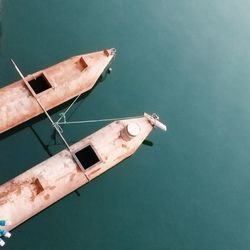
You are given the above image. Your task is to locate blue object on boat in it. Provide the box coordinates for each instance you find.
[0,221,11,247]
[0,221,6,227]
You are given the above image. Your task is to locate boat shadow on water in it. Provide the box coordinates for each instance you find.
[142,140,154,147]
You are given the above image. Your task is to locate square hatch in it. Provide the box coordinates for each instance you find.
[28,73,52,94]
[75,144,100,170]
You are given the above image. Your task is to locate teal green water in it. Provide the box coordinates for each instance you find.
[1,0,250,249]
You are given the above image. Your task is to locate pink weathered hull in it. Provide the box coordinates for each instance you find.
[0,48,116,133]
[0,114,160,231]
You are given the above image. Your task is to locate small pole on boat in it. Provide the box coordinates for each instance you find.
[10,59,71,151]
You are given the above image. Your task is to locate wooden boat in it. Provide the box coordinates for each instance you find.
[0,48,116,134]
[0,113,166,231]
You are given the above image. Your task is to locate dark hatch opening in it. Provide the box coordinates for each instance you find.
[75,145,100,169]
[28,74,52,94]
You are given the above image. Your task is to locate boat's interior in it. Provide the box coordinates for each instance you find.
[28,73,52,94]
[75,144,100,170]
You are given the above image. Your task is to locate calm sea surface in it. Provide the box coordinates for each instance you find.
[1,1,250,249]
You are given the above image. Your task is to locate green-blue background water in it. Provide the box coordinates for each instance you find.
[1,0,250,249]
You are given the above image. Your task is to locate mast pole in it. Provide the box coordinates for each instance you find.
[10,59,71,151]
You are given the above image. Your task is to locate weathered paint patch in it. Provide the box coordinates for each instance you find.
[48,186,56,191]
[44,194,50,201]
[89,167,101,176]
[70,173,76,181]
[32,178,44,195]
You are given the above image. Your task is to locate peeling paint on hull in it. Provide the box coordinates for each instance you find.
[0,116,155,231]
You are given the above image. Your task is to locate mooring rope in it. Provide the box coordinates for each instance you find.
[56,93,82,124]
[55,50,116,125]
[57,115,143,125]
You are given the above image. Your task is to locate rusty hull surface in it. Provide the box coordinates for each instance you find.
[0,116,153,231]
[0,48,115,133]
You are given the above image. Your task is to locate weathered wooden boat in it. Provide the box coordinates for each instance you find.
[0,48,116,134]
[0,113,166,232]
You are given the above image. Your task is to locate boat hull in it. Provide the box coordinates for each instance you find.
[0,49,115,133]
[0,116,154,231]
